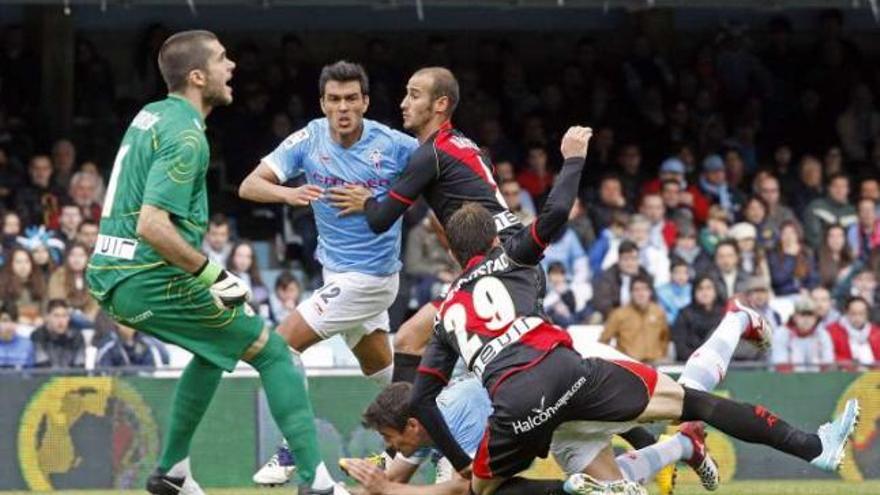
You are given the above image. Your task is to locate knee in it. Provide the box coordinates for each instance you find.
[393,322,426,354]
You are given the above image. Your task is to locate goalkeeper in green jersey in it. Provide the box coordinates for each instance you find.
[86,30,347,495]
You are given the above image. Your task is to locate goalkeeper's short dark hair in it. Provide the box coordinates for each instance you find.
[362,382,412,433]
[158,30,218,93]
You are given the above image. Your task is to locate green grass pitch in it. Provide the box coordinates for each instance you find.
[3,481,880,495]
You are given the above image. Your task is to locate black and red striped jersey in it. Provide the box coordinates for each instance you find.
[362,121,521,235]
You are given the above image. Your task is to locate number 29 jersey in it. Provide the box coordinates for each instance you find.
[419,233,574,392]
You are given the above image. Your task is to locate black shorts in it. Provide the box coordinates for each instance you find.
[473,347,658,479]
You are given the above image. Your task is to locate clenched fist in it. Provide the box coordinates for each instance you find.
[560,126,593,160]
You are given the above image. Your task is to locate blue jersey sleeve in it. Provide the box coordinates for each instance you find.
[262,125,311,182]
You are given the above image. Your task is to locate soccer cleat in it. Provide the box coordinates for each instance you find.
[339,452,388,476]
[299,482,352,495]
[726,298,772,350]
[253,444,297,486]
[146,470,205,495]
[563,473,647,495]
[679,422,720,491]
[654,462,677,495]
[811,399,860,472]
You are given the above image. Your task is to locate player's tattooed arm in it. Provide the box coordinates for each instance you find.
[506,126,591,266]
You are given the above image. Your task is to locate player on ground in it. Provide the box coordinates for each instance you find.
[239,61,417,485]
[410,126,860,495]
[86,30,347,495]
[328,67,520,383]
[344,372,714,495]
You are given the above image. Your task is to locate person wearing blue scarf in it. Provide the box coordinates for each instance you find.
[656,258,693,324]
[698,154,744,221]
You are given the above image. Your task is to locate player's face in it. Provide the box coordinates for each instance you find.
[201,39,235,107]
[321,80,369,137]
[401,74,437,133]
[377,421,424,457]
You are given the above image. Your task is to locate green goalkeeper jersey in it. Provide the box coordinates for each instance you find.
[87,94,210,301]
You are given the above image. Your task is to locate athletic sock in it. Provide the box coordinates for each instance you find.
[392,352,421,383]
[681,387,822,461]
[493,477,567,495]
[158,355,223,472]
[616,434,692,484]
[366,363,394,385]
[679,312,747,391]
[619,427,657,449]
[249,332,325,486]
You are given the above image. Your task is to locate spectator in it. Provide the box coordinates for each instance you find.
[268,271,301,326]
[0,146,24,211]
[644,158,709,225]
[16,154,66,229]
[68,171,103,222]
[639,193,676,250]
[698,154,743,221]
[599,275,669,363]
[75,219,99,252]
[756,174,798,240]
[567,198,595,250]
[768,221,818,297]
[699,205,730,255]
[844,269,880,323]
[0,247,46,325]
[741,195,776,251]
[656,258,692,324]
[826,297,880,369]
[836,83,880,162]
[626,214,670,286]
[17,225,64,282]
[672,274,724,361]
[543,262,588,327]
[812,285,841,331]
[588,210,628,276]
[56,201,84,246]
[772,296,835,372]
[858,177,880,214]
[710,240,749,300]
[615,143,643,206]
[499,180,535,226]
[516,144,554,200]
[847,197,880,262]
[660,178,696,229]
[739,276,781,360]
[93,312,166,368]
[30,299,85,368]
[818,224,856,292]
[202,213,233,266]
[588,174,629,233]
[51,139,77,191]
[541,219,591,305]
[228,241,270,310]
[789,155,824,216]
[405,216,458,307]
[730,222,770,286]
[495,162,536,215]
[2,211,22,250]
[803,173,857,249]
[0,301,32,368]
[592,240,652,320]
[48,243,99,325]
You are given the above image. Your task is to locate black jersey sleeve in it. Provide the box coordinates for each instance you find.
[408,325,472,471]
[363,145,438,233]
[505,157,586,266]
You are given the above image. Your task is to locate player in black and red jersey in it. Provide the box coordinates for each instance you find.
[329,67,523,383]
[410,126,859,495]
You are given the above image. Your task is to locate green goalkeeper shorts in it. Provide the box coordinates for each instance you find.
[98,264,264,371]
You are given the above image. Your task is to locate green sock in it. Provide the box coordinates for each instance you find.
[158,355,223,472]
[249,332,321,484]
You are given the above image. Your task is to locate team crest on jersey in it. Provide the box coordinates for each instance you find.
[369,149,383,170]
[283,128,310,149]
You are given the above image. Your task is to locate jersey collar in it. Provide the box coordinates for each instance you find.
[167,94,207,130]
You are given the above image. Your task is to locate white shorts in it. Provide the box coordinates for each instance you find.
[297,269,399,349]
[550,420,640,476]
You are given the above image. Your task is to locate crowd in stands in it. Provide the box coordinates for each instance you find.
[2,9,880,371]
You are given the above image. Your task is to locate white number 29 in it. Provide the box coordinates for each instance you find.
[443,276,516,363]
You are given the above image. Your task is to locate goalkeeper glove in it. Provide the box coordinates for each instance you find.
[194,259,251,309]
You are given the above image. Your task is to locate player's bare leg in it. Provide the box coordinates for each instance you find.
[276,309,323,352]
[392,302,438,382]
[352,329,393,382]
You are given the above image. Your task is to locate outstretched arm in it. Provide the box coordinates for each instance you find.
[506,126,592,266]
